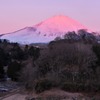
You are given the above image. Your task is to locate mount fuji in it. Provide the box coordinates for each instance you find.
[0,15,88,44]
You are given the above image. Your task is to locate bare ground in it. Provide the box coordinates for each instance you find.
[1,88,100,100]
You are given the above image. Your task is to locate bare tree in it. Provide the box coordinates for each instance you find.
[36,42,97,84]
[20,58,38,90]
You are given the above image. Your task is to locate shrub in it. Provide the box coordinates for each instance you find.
[61,82,100,92]
[61,82,78,92]
[92,44,100,65]
[35,79,53,93]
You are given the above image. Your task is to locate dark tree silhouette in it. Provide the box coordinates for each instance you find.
[7,61,22,81]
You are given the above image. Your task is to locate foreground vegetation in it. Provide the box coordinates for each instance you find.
[0,30,100,94]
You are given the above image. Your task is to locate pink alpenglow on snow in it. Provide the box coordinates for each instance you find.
[1,15,88,44]
[35,15,87,36]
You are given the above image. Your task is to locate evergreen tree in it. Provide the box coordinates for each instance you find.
[10,44,25,61]
[7,61,22,81]
[0,65,5,79]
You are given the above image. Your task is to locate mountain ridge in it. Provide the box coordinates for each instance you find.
[0,15,89,44]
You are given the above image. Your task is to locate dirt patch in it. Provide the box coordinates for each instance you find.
[2,94,27,100]
[1,89,100,100]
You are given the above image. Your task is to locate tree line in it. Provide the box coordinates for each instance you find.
[21,36,100,93]
[0,29,100,93]
[0,39,40,81]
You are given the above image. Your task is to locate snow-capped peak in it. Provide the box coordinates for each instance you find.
[0,15,88,44]
[34,15,87,36]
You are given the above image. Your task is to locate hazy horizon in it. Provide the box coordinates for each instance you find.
[0,0,100,33]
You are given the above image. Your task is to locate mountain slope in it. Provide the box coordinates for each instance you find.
[34,15,86,36]
[0,15,88,44]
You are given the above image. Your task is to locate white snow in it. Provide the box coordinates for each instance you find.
[0,15,88,44]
